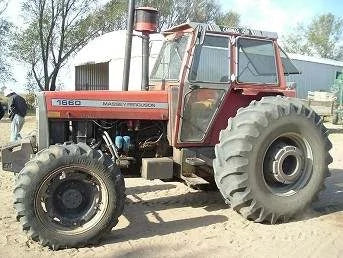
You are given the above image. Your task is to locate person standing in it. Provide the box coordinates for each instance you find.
[0,102,4,120]
[4,88,28,142]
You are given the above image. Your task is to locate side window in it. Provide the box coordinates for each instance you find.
[151,36,189,81]
[237,38,278,84]
[189,35,230,83]
[279,47,300,75]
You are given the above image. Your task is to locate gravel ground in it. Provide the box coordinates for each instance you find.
[0,117,343,258]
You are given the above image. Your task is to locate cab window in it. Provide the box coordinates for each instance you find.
[151,36,189,81]
[237,38,278,84]
[189,35,230,83]
[279,47,300,75]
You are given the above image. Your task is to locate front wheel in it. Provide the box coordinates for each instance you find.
[14,143,125,250]
[213,96,332,224]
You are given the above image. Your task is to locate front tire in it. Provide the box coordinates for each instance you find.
[213,96,332,224]
[14,143,125,250]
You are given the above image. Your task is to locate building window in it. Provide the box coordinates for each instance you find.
[75,62,109,91]
[336,71,342,80]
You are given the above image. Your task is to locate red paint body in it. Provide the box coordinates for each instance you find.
[44,23,297,149]
[204,89,295,146]
[45,91,169,120]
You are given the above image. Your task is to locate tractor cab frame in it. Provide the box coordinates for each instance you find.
[149,23,299,149]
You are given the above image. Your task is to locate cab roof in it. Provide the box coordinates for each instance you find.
[163,22,278,40]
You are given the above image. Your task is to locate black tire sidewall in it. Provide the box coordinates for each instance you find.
[23,154,121,246]
[248,113,327,215]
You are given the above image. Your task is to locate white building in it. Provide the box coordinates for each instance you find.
[65,30,343,100]
[63,30,164,91]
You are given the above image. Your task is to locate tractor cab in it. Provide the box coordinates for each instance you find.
[150,22,300,91]
[149,23,300,146]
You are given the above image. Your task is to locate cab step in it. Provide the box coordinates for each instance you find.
[185,157,206,166]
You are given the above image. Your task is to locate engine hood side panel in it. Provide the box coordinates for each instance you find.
[44,91,169,120]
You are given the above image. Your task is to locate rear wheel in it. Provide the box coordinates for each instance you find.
[14,143,125,249]
[213,96,332,223]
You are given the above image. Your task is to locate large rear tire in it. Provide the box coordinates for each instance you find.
[213,96,332,224]
[14,142,125,249]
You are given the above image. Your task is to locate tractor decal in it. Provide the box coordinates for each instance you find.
[52,99,168,109]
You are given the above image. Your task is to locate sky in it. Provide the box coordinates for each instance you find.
[3,0,343,92]
[219,0,343,34]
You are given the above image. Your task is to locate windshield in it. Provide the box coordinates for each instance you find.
[150,36,189,81]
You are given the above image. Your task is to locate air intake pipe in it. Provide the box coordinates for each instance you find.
[135,7,159,90]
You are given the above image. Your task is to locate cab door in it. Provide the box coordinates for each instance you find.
[178,34,231,144]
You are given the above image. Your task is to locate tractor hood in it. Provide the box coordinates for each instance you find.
[43,90,169,120]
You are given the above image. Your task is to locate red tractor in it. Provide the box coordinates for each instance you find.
[1,0,332,250]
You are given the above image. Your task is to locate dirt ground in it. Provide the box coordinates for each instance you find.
[0,117,343,258]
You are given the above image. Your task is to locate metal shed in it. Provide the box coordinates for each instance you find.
[286,54,343,99]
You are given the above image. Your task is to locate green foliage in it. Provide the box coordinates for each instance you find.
[12,0,127,91]
[95,0,127,32]
[0,0,12,86]
[215,11,240,27]
[136,0,239,30]
[25,93,36,110]
[331,69,343,106]
[283,13,343,60]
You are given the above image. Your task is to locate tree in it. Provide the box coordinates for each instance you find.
[12,0,127,91]
[137,0,239,30]
[0,0,12,86]
[215,11,240,27]
[283,13,343,60]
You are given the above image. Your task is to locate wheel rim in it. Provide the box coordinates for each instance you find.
[35,165,109,234]
[262,133,313,196]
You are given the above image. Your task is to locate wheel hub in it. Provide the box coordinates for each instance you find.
[61,189,83,209]
[270,145,303,184]
[42,173,102,227]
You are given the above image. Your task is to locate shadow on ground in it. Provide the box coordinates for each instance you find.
[102,169,343,243]
[312,169,343,215]
[100,183,228,245]
[125,184,177,195]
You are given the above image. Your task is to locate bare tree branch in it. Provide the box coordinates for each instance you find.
[32,63,44,91]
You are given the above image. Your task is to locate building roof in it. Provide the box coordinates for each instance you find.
[289,53,343,67]
[73,30,164,66]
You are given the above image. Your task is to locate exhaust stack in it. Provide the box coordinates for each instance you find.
[122,1,158,91]
[122,0,135,92]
